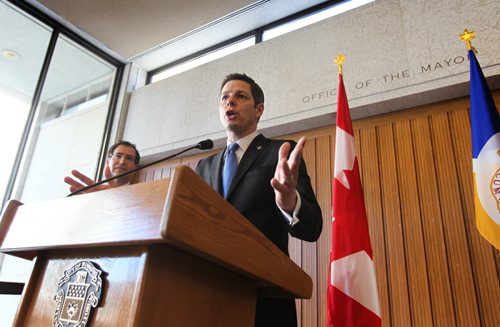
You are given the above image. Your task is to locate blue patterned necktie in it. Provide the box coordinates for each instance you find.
[223,143,239,198]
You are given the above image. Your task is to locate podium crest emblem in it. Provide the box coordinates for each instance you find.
[53,261,103,327]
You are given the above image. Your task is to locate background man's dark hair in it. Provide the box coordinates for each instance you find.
[220,73,265,105]
[107,141,141,164]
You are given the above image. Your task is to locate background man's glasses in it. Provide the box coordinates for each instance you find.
[109,153,135,163]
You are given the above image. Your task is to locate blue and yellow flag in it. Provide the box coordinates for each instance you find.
[469,49,500,249]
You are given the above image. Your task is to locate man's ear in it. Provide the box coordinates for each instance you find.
[255,103,264,119]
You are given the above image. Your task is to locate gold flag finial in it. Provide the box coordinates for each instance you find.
[459,29,477,53]
[334,53,346,75]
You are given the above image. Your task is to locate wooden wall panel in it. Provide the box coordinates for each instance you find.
[412,116,456,325]
[431,112,480,326]
[378,123,411,325]
[134,91,499,326]
[293,137,306,325]
[300,135,318,327]
[312,135,333,327]
[394,120,432,325]
[360,126,390,325]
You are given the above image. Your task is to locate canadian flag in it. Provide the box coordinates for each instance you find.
[327,73,381,326]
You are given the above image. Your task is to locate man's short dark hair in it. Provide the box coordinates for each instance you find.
[107,141,141,164]
[220,73,264,105]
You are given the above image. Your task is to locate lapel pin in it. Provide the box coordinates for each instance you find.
[257,145,262,150]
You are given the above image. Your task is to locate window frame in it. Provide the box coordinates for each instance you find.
[1,0,125,210]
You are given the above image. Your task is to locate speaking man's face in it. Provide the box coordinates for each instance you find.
[219,79,263,141]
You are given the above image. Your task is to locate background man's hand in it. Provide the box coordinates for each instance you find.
[63,168,115,194]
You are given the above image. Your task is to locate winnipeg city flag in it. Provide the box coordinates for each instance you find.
[468,49,500,250]
[327,71,381,326]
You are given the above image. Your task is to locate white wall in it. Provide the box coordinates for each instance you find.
[20,103,108,203]
[123,0,499,162]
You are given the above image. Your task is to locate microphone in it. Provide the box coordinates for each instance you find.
[68,139,214,196]
[197,139,214,150]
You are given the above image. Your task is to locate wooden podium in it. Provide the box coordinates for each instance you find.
[0,166,312,326]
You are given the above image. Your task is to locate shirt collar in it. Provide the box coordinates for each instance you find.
[226,130,258,154]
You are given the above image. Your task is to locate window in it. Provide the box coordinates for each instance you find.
[0,2,121,324]
[151,37,255,83]
[13,34,117,203]
[149,0,374,84]
[0,1,52,208]
[263,0,375,41]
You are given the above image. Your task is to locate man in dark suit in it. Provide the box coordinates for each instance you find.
[196,73,323,326]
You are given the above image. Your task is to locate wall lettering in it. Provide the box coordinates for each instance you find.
[302,88,337,103]
[421,55,465,73]
[355,79,374,89]
[302,54,467,103]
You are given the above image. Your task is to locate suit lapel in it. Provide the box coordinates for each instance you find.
[226,134,269,198]
[211,151,224,195]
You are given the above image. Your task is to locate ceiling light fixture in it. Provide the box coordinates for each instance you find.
[2,49,21,60]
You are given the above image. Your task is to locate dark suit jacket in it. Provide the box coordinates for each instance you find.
[196,134,323,326]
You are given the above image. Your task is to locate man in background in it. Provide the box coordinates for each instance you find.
[64,140,140,194]
[196,73,323,326]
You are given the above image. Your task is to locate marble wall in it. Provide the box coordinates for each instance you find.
[123,0,500,161]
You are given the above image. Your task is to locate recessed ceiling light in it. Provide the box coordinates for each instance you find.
[2,49,22,60]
